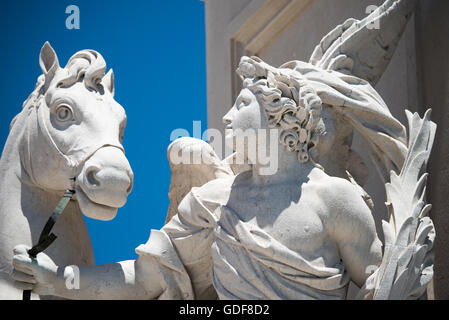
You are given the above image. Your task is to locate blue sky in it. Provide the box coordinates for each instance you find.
[0,1,207,264]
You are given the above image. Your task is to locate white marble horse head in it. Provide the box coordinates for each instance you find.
[13,42,133,221]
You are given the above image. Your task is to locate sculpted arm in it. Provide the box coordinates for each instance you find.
[324,179,383,288]
[12,245,164,299]
[12,184,221,299]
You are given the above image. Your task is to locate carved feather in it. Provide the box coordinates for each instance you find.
[165,137,233,224]
[309,0,417,86]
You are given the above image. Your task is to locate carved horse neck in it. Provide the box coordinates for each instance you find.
[0,110,94,299]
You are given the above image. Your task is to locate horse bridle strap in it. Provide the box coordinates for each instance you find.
[23,189,75,300]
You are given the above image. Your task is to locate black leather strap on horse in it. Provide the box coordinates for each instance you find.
[23,189,75,300]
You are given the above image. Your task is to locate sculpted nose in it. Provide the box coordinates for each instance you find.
[223,112,233,127]
[84,164,133,194]
[78,146,133,208]
[223,105,238,127]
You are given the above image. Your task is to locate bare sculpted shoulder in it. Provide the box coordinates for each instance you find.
[312,171,383,286]
[313,172,378,240]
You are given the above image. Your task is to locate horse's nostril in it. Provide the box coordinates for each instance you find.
[86,167,101,187]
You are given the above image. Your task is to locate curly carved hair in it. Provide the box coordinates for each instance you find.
[237,56,322,163]
[22,49,109,113]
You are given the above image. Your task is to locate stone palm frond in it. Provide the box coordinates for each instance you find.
[357,109,436,300]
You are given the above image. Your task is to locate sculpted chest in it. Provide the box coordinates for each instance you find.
[222,183,337,262]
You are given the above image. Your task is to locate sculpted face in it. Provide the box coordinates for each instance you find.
[223,88,337,160]
[223,88,269,153]
[27,43,133,221]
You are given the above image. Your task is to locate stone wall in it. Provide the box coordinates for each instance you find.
[414,0,449,300]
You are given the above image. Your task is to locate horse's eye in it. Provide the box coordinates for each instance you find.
[55,105,73,122]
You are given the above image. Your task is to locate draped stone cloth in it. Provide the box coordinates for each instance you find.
[281,60,408,181]
[136,183,349,300]
[212,206,349,300]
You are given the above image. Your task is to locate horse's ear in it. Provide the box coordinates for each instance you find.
[102,69,115,97]
[39,42,60,82]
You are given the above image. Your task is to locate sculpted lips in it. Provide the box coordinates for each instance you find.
[75,184,119,209]
[75,185,119,221]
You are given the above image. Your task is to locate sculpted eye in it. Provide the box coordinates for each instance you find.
[55,105,74,122]
[238,98,250,110]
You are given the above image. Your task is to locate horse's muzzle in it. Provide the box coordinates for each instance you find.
[75,146,133,220]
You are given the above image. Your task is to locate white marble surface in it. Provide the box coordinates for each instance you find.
[0,42,133,299]
[9,0,435,300]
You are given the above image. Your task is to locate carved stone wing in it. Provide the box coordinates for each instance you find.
[309,0,417,86]
[357,109,436,300]
[165,137,234,224]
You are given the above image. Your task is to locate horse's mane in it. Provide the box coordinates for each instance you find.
[11,49,109,131]
[57,50,107,92]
